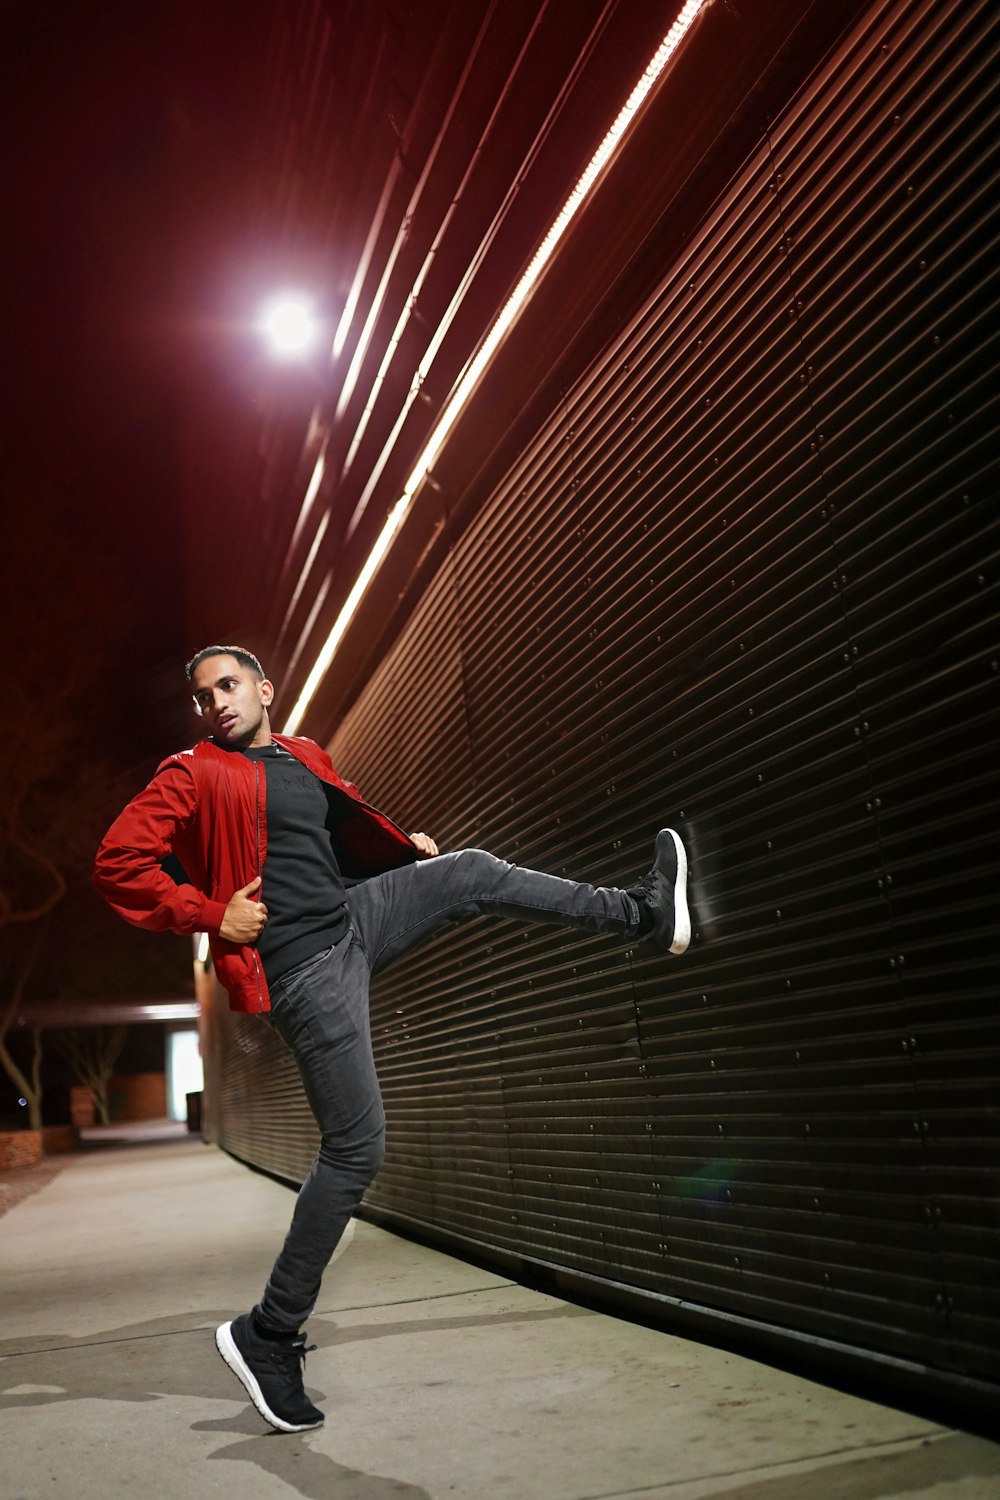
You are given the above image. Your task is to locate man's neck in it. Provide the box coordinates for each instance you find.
[210,728,274,752]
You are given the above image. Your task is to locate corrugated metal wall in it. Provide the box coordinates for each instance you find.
[209,0,999,1403]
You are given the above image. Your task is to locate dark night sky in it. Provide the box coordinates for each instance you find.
[2,0,275,754]
[2,2,273,1001]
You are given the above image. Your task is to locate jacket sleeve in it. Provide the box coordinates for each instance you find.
[93,760,229,936]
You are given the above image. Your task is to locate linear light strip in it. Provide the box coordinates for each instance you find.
[333,6,497,418]
[282,0,707,735]
[341,11,550,513]
[289,453,326,555]
[332,168,403,360]
[276,510,331,648]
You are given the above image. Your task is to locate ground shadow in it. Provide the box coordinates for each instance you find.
[0,1301,593,1499]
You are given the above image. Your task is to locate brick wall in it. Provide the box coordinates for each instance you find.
[0,1130,42,1170]
[109,1072,167,1121]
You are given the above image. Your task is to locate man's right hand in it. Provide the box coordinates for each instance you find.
[219,876,268,944]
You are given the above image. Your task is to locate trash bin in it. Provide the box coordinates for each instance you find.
[185,1091,203,1134]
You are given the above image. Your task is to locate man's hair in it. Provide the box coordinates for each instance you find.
[185,645,266,682]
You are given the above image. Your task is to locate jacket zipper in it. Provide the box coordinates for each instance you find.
[253,760,264,1013]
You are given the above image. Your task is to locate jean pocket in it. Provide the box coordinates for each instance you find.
[281,943,337,993]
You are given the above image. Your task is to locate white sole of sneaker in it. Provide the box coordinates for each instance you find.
[662,828,691,955]
[215,1321,324,1434]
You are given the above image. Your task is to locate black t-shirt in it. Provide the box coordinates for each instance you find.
[242,743,350,982]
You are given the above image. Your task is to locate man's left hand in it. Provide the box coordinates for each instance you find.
[410,832,439,857]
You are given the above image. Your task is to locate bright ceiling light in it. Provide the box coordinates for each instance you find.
[259,294,319,358]
[281,0,708,735]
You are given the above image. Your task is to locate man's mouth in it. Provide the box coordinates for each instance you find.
[216,714,237,733]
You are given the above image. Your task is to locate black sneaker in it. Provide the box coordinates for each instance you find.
[627,828,691,954]
[216,1312,324,1433]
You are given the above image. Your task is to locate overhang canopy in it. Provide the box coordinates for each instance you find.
[15,1000,200,1028]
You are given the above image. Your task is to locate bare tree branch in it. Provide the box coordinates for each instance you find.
[0,830,67,923]
[51,1025,129,1127]
[0,926,47,1128]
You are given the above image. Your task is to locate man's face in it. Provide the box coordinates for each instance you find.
[190,655,274,749]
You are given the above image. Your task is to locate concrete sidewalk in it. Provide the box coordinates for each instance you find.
[1,1133,997,1500]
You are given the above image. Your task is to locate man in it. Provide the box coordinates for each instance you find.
[94,645,690,1433]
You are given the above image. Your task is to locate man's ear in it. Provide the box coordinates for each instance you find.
[260,678,275,708]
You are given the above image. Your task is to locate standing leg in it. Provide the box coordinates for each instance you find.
[256,926,383,1332]
[215,924,380,1433]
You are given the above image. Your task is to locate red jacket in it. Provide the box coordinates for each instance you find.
[93,735,417,1013]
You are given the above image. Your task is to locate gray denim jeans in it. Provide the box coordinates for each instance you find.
[257,848,640,1331]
